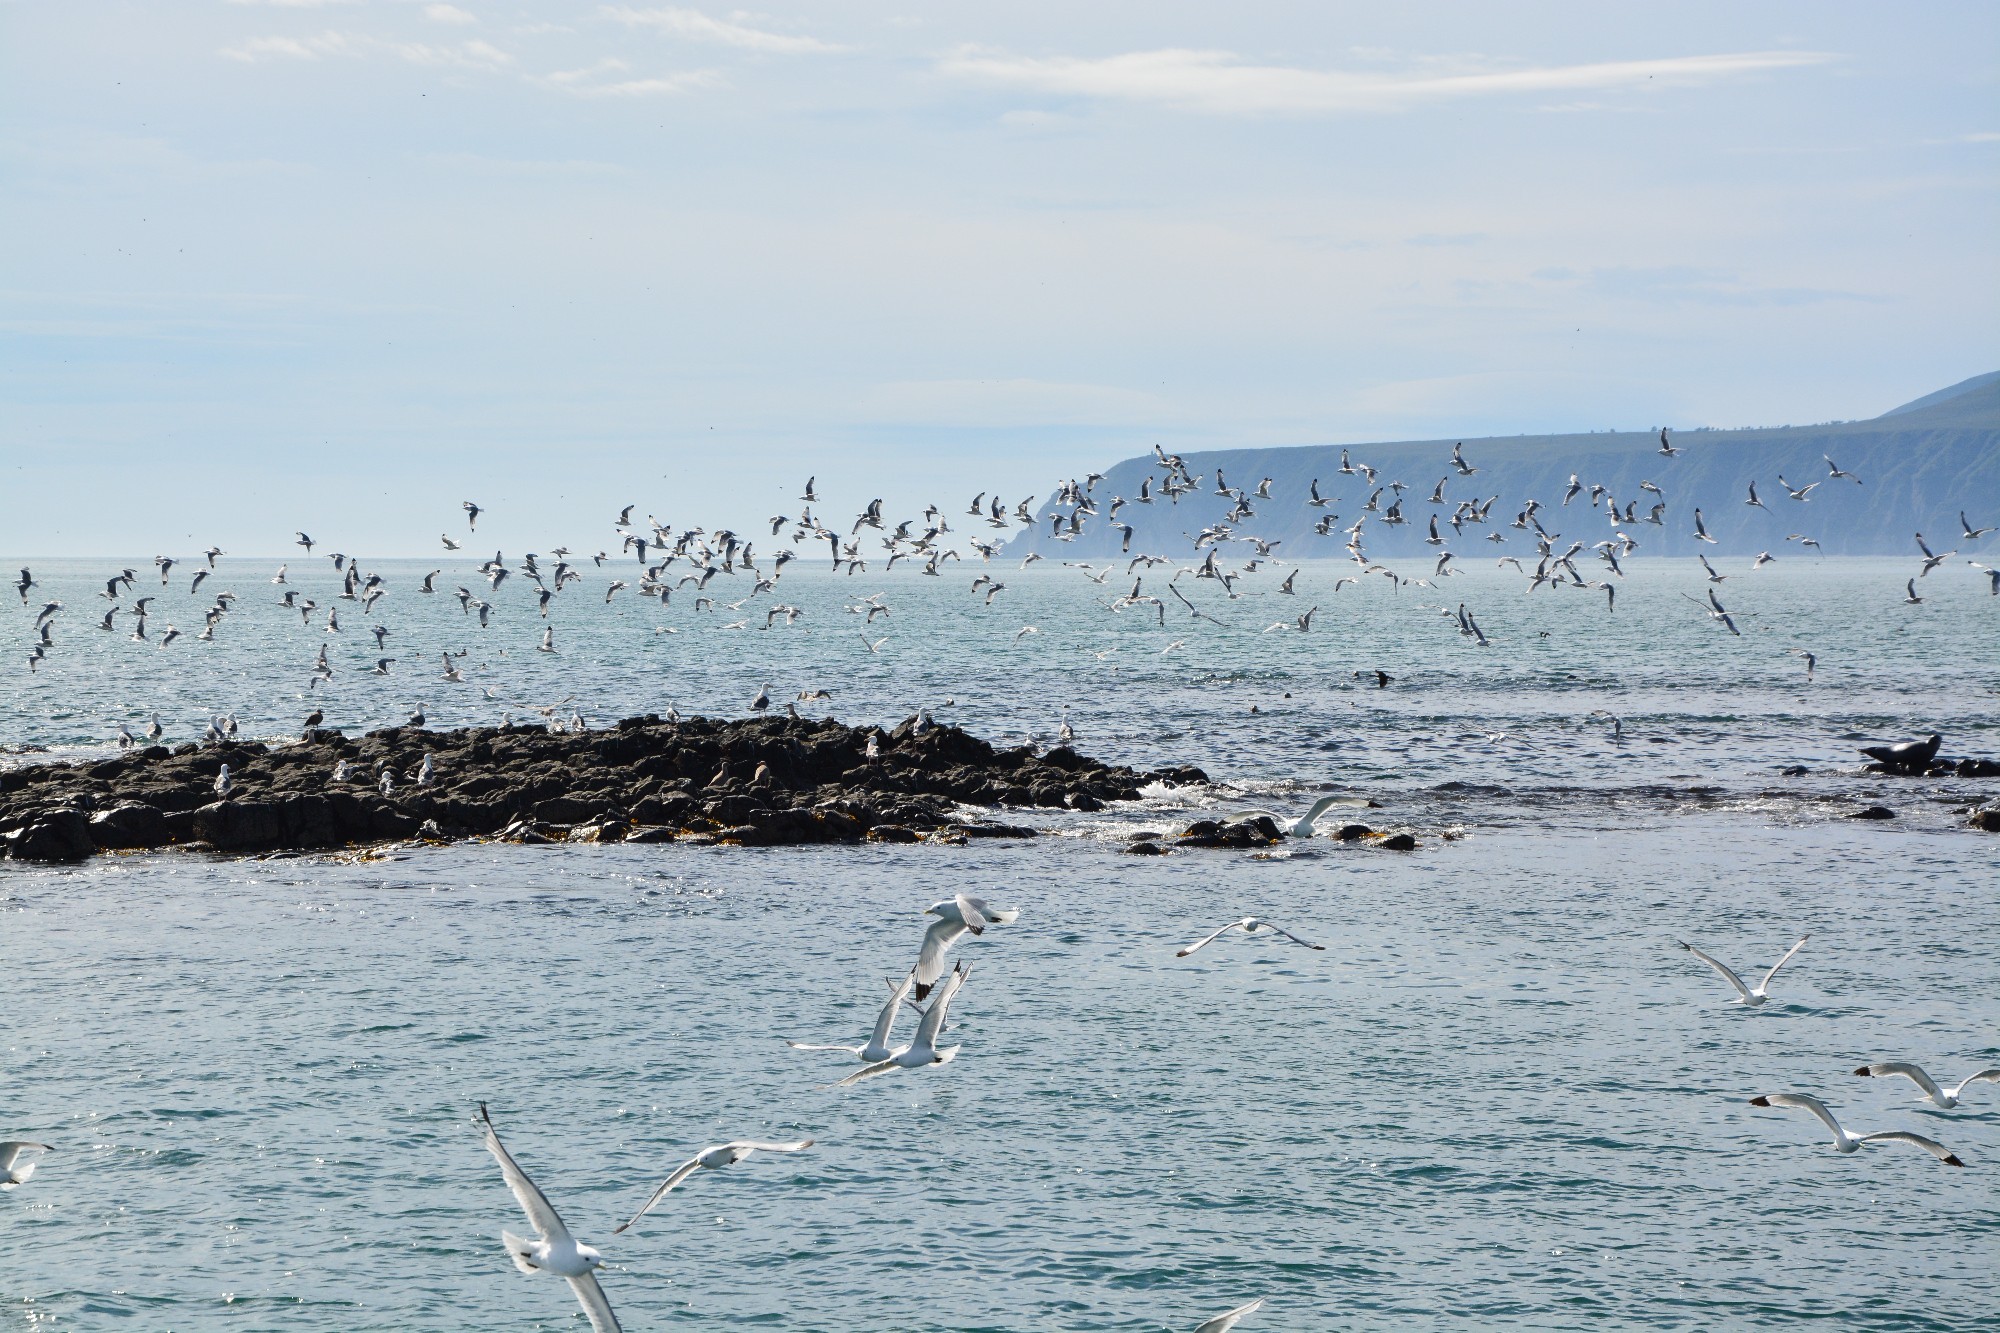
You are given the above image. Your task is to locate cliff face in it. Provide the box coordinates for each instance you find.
[1011,375,2000,561]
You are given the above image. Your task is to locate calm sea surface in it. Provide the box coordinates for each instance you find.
[3,554,1997,1330]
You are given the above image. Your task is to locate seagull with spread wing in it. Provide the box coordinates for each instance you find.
[1748,1093,1963,1166]
[1675,936,1808,1006]
[788,971,917,1062]
[912,894,1018,1000]
[614,1138,814,1236]
[1178,917,1325,958]
[1853,1062,2000,1110]
[0,1140,51,1190]
[831,961,973,1088]
[477,1103,622,1333]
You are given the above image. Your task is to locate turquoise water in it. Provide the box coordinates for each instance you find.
[3,554,1998,1329]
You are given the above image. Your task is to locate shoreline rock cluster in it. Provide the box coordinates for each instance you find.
[0,714,1208,863]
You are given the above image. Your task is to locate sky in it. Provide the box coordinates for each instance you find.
[2,1,1996,556]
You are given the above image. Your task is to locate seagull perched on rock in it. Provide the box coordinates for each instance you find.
[613,1138,814,1235]
[1747,1093,1963,1166]
[477,1104,622,1332]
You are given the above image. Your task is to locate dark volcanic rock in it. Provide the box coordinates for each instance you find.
[90,803,171,850]
[5,809,94,862]
[0,713,1202,861]
[1176,815,1282,849]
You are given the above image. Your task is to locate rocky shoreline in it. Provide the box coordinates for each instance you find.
[0,713,1209,863]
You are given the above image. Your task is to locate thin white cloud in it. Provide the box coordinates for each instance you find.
[220,31,352,61]
[937,47,1837,115]
[531,58,722,97]
[602,5,846,55]
[219,30,511,69]
[424,4,477,25]
[225,0,360,7]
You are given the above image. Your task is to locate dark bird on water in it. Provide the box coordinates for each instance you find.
[1859,733,1942,772]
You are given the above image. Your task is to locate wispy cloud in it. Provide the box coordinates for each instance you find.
[220,31,353,62]
[531,57,722,97]
[225,0,360,7]
[1542,264,1882,308]
[937,47,1836,115]
[602,5,846,55]
[424,3,478,25]
[219,30,512,69]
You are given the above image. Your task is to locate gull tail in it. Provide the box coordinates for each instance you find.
[502,1231,540,1275]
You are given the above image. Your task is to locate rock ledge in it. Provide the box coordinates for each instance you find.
[0,714,1207,862]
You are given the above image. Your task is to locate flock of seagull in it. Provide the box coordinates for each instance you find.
[466,886,1332,1330]
[8,426,1994,744]
[1675,934,1991,1166]
[9,852,1981,1330]
[5,429,1993,1328]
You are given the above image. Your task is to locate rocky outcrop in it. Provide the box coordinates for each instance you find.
[0,714,1207,862]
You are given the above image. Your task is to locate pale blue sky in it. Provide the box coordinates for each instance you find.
[3,1,1995,555]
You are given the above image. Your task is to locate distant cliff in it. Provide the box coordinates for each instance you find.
[1009,373,2000,561]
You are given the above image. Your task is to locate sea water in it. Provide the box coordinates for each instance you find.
[2,555,1996,1330]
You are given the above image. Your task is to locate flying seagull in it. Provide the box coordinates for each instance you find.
[788,971,917,1063]
[1747,1093,1963,1166]
[477,1104,622,1333]
[912,894,1018,999]
[1852,1063,2000,1110]
[613,1138,814,1235]
[1177,918,1325,958]
[830,961,972,1088]
[1675,936,1808,1006]
[0,1141,51,1189]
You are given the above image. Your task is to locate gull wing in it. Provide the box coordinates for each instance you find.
[914,917,968,993]
[566,1271,624,1333]
[479,1104,572,1244]
[1949,1069,2000,1100]
[916,963,971,1047]
[869,973,914,1048]
[1178,920,1249,958]
[830,1057,905,1089]
[614,1155,704,1234]
[1677,941,1752,1000]
[1856,1131,1964,1166]
[1856,1062,1946,1103]
[786,1041,863,1055]
[1752,1093,1846,1146]
[1262,922,1326,951]
[1758,936,1810,992]
[0,1141,51,1186]
[955,893,993,933]
[1195,1297,1267,1332]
